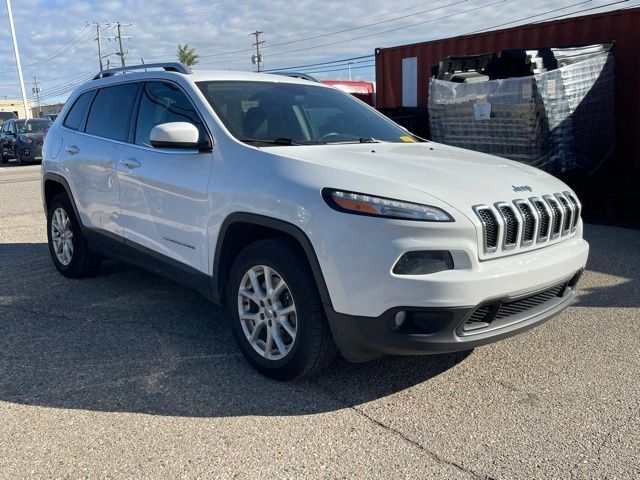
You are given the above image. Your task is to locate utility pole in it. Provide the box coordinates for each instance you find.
[108,22,131,68]
[32,77,41,118]
[5,0,30,119]
[250,30,265,72]
[348,62,353,81]
[88,22,109,71]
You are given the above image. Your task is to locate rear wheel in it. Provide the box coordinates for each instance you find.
[227,237,337,380]
[15,148,23,165]
[47,193,101,278]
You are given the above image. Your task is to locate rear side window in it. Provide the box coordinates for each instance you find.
[134,82,205,146]
[85,83,139,141]
[63,91,94,131]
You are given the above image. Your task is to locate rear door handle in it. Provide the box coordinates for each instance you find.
[65,145,80,155]
[120,158,141,169]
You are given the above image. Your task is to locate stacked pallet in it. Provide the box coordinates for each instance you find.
[428,44,615,175]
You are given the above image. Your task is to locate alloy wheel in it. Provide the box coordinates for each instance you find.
[237,265,298,360]
[51,207,74,266]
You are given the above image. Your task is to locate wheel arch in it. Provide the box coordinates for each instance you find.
[212,213,333,309]
[42,173,82,222]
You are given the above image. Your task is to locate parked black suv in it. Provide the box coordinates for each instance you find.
[0,118,51,165]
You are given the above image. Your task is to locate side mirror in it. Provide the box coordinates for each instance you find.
[149,122,211,151]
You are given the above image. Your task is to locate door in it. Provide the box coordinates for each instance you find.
[116,81,213,274]
[1,120,17,157]
[61,84,139,240]
[0,121,9,157]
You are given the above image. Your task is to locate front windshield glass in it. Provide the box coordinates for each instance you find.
[16,120,51,134]
[197,81,421,145]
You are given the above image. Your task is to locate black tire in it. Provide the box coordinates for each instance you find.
[15,148,23,165]
[226,237,337,381]
[46,193,101,278]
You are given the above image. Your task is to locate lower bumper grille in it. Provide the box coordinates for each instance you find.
[461,271,582,334]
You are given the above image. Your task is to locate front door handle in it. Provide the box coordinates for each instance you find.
[120,158,141,169]
[65,145,80,155]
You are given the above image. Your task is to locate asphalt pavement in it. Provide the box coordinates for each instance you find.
[0,162,638,479]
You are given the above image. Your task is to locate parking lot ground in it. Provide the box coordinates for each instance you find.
[0,163,639,479]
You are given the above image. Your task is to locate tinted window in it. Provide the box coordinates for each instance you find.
[197,81,420,145]
[134,82,204,146]
[86,83,139,141]
[16,120,51,133]
[63,91,94,131]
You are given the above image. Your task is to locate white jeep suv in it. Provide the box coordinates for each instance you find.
[41,63,589,380]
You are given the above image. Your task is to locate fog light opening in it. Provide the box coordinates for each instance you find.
[394,311,407,329]
[393,250,454,275]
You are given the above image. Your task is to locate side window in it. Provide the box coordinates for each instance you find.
[134,82,204,146]
[85,83,139,141]
[63,91,94,131]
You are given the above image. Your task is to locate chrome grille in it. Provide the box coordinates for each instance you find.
[545,195,562,238]
[499,205,518,247]
[564,191,580,231]
[474,192,581,256]
[533,200,550,241]
[556,194,573,234]
[516,202,536,244]
[476,208,499,252]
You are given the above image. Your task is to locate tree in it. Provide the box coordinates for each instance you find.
[177,44,199,66]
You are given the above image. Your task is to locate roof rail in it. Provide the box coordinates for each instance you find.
[267,71,319,82]
[93,62,192,80]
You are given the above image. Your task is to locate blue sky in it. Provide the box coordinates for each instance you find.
[0,0,637,104]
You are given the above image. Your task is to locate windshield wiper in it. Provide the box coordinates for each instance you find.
[240,137,304,146]
[323,137,383,145]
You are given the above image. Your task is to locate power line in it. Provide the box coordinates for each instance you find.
[471,0,594,32]
[305,63,376,75]
[0,27,92,74]
[263,54,374,73]
[530,0,630,23]
[197,0,465,61]
[262,0,505,60]
[131,0,252,23]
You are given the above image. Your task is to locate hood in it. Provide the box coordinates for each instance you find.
[19,132,45,142]
[267,142,569,210]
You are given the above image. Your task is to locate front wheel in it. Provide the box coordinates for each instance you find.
[227,238,337,380]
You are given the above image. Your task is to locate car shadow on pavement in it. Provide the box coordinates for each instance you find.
[0,242,470,417]
[574,224,640,308]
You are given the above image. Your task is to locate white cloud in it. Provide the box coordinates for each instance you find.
[0,0,634,103]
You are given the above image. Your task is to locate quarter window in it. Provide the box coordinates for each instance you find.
[85,83,139,141]
[63,91,94,131]
[134,82,204,146]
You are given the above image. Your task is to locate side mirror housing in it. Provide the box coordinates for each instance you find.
[149,122,211,151]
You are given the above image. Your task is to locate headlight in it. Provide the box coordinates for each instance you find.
[19,135,33,143]
[322,189,454,222]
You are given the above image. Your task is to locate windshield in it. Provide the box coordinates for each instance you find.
[197,81,421,146]
[16,120,51,134]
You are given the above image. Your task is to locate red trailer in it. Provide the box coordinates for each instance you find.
[320,80,375,106]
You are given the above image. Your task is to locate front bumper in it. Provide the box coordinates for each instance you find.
[326,270,582,361]
[306,209,589,317]
[19,145,43,161]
